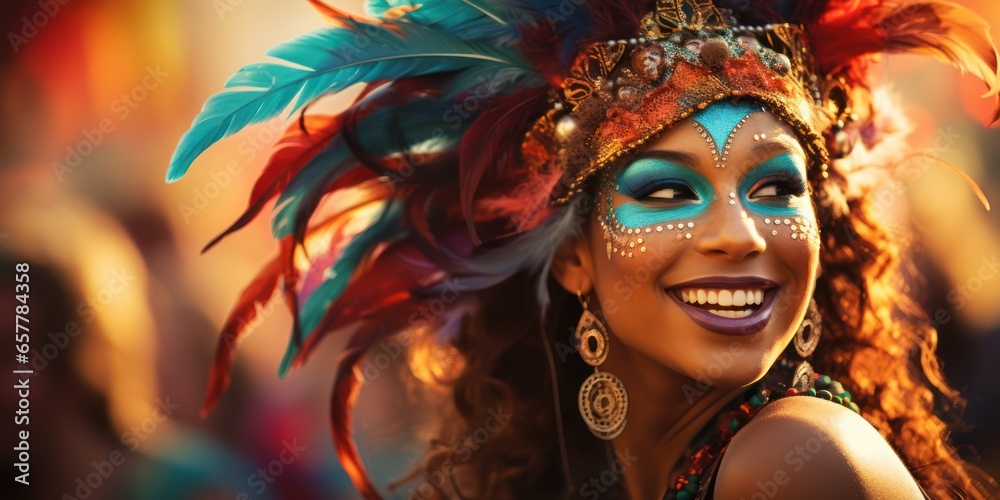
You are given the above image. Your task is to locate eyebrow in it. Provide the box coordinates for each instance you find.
[746,137,806,166]
[628,150,700,169]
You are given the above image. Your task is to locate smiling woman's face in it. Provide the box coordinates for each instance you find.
[586,100,821,388]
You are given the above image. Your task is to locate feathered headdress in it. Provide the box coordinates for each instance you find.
[167,0,999,496]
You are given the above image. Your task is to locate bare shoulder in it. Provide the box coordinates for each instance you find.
[715,395,925,499]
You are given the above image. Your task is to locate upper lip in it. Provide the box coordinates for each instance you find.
[665,276,779,290]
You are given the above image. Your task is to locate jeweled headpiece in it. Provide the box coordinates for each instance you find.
[167,0,999,496]
[528,0,836,203]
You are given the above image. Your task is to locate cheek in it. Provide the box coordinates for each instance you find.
[598,184,705,260]
[752,205,821,299]
[755,211,817,247]
[589,216,689,311]
[744,186,819,258]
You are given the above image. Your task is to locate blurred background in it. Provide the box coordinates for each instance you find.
[2,0,1000,498]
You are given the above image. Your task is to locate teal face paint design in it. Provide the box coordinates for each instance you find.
[691,101,764,169]
[738,152,809,217]
[597,157,710,259]
[692,100,761,147]
[613,157,714,227]
[596,100,818,260]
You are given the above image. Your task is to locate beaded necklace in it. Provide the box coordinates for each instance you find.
[662,360,858,500]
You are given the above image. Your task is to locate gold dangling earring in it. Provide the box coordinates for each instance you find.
[790,297,823,390]
[575,290,628,440]
[794,298,822,358]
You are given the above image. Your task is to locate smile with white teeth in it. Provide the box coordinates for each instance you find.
[679,289,766,318]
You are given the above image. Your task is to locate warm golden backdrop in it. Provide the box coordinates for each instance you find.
[3,1,1000,498]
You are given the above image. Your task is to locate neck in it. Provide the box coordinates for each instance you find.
[600,337,747,500]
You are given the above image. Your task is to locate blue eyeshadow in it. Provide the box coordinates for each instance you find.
[738,152,807,217]
[613,158,714,226]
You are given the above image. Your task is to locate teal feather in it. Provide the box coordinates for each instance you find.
[441,64,542,98]
[277,199,406,377]
[270,137,354,238]
[166,19,536,182]
[365,0,527,40]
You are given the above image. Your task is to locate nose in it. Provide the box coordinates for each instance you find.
[694,199,766,261]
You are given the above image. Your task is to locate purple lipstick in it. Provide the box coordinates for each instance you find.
[665,276,779,336]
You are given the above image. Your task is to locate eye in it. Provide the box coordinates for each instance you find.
[637,180,698,201]
[748,175,806,200]
[752,184,782,197]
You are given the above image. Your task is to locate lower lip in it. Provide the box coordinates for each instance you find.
[667,289,777,336]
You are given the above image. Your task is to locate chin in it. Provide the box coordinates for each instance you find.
[668,342,784,392]
[709,366,772,389]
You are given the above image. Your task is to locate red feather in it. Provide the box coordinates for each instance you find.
[287,240,438,371]
[810,1,1000,121]
[330,346,375,498]
[307,0,399,32]
[203,78,389,253]
[459,91,548,245]
[578,0,651,45]
[329,300,429,499]
[202,116,342,252]
[273,181,403,375]
[200,238,288,417]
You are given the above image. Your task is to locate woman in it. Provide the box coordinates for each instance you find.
[169,0,999,497]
